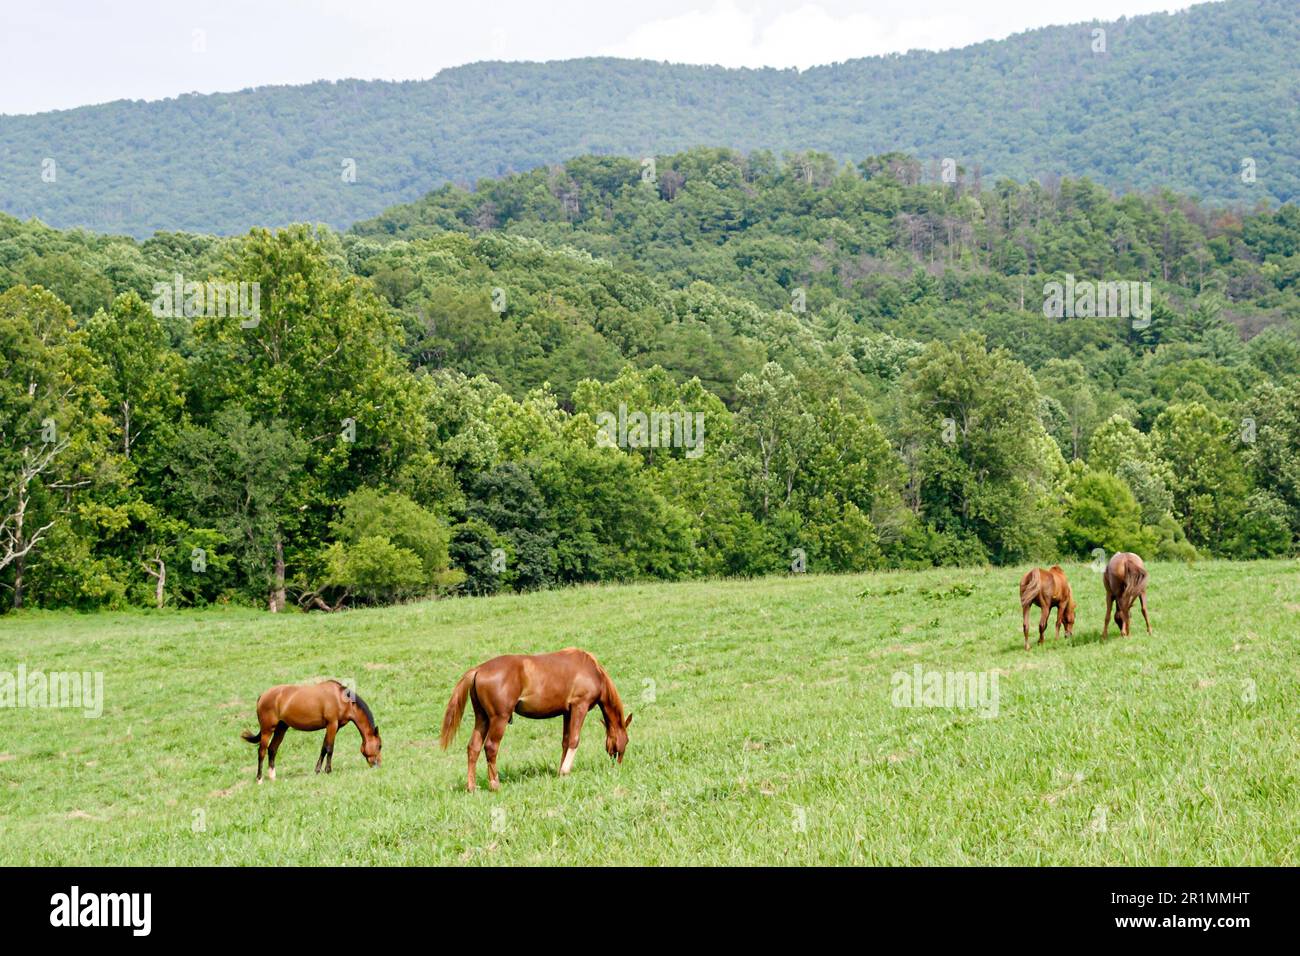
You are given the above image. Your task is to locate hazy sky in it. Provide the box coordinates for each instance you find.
[1,0,1197,115]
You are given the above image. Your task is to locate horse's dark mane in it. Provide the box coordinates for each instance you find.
[327,680,377,732]
[352,693,376,732]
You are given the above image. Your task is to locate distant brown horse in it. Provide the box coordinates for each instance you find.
[1019,565,1077,650]
[440,648,632,792]
[1103,551,1151,639]
[241,680,381,782]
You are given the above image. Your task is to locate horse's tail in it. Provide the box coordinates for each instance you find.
[241,690,266,743]
[1120,557,1148,617]
[439,668,477,750]
[1019,569,1040,606]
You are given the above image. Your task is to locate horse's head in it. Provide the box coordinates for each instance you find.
[346,690,382,767]
[1063,599,1076,638]
[605,712,632,764]
[362,725,382,767]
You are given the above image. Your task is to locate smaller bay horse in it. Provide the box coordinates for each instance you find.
[1102,551,1151,639]
[1019,565,1076,650]
[241,680,381,782]
[440,648,632,792]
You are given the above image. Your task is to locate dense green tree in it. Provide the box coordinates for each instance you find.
[311,488,456,607]
[84,292,184,464]
[1060,468,1154,558]
[460,462,558,592]
[1151,402,1249,550]
[164,407,308,611]
[1240,381,1300,544]
[898,333,1064,563]
[730,363,818,520]
[0,286,114,608]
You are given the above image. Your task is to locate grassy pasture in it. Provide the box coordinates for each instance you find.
[0,560,1296,865]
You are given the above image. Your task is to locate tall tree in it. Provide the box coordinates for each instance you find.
[898,332,1063,563]
[0,286,111,608]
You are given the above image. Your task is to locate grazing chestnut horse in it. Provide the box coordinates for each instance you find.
[240,680,381,782]
[1102,551,1151,640]
[1019,565,1077,650]
[440,648,632,792]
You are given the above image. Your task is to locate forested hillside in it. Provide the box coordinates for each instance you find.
[2,141,1299,613]
[2,0,1297,238]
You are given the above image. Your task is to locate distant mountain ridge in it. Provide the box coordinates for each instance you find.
[0,0,1295,238]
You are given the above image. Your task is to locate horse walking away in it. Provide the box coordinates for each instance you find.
[1019,565,1076,650]
[240,680,382,782]
[440,648,632,792]
[1102,551,1151,640]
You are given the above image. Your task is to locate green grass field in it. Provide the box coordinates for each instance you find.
[1,560,1296,865]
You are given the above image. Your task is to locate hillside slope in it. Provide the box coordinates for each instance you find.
[1,0,1297,237]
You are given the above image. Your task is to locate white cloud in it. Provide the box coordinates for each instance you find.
[602,2,946,68]
[602,0,1196,68]
[0,0,1206,114]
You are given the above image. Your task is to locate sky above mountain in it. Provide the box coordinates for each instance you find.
[2,0,1196,115]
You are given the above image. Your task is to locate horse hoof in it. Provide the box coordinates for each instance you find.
[268,769,276,781]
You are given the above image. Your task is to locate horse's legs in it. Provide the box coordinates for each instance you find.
[561,704,589,775]
[1139,593,1152,635]
[323,721,338,773]
[1102,593,1113,641]
[256,722,273,783]
[1022,602,1031,651]
[1054,605,1062,642]
[266,722,288,781]
[315,738,327,773]
[556,712,572,780]
[1037,604,1050,646]
[484,716,509,792]
[466,704,488,793]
